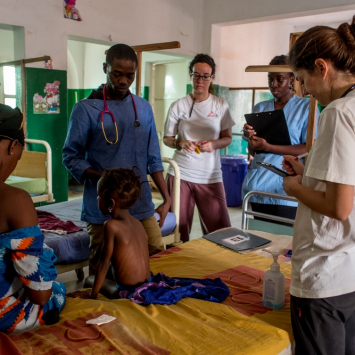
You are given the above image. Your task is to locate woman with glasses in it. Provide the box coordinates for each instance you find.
[163,54,235,242]
[242,55,318,225]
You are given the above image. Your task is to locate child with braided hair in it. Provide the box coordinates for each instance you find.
[69,168,151,299]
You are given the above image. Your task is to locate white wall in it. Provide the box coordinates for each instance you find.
[215,21,295,88]
[210,5,355,88]
[67,40,108,90]
[1,0,355,72]
[202,1,355,53]
[3,0,354,90]
[0,29,14,62]
[67,41,192,92]
[143,51,192,87]
[153,62,188,165]
[67,40,85,88]
[83,43,107,89]
[291,11,355,32]
[154,61,188,132]
[0,0,204,71]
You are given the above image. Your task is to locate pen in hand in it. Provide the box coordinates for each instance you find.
[294,152,308,160]
[195,141,206,154]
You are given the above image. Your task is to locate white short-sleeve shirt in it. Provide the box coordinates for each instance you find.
[291,89,355,299]
[164,94,235,184]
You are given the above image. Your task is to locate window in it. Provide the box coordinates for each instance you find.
[220,87,272,155]
[1,66,16,108]
[225,87,271,133]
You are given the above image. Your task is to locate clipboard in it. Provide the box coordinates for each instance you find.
[244,110,291,150]
[203,228,271,252]
[256,162,290,177]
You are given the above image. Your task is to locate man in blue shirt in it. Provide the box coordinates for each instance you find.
[63,44,171,274]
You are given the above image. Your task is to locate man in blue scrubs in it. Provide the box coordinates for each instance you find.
[63,44,171,274]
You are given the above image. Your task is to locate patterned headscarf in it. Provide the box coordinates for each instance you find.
[0,104,25,146]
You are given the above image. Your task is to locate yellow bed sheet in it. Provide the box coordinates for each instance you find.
[9,238,293,355]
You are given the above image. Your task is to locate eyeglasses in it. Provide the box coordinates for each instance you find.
[190,72,213,81]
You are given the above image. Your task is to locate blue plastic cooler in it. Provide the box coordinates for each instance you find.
[221,155,249,207]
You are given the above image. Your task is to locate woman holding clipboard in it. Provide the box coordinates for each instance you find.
[242,55,318,224]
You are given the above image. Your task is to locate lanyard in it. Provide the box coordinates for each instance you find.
[100,85,140,145]
[340,84,355,98]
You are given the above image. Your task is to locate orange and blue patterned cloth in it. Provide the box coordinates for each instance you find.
[0,225,66,334]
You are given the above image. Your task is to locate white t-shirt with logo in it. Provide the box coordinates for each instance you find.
[291,89,355,299]
[164,94,235,184]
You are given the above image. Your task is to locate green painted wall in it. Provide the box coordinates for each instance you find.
[141,86,149,101]
[26,68,68,204]
[186,84,192,95]
[225,136,248,155]
[130,86,150,101]
[68,86,150,119]
[68,88,92,119]
[214,84,221,97]
[215,84,248,155]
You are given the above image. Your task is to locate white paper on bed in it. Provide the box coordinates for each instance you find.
[86,314,116,326]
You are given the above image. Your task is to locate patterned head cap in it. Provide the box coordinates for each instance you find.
[0,104,25,146]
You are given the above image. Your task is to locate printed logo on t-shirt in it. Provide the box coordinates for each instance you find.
[207,111,218,118]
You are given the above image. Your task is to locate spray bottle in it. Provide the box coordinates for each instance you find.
[262,249,285,310]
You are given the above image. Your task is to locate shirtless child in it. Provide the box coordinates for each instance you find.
[69,168,151,299]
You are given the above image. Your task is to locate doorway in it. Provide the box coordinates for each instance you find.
[152,61,188,161]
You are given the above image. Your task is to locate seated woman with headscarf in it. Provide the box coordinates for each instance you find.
[0,104,66,334]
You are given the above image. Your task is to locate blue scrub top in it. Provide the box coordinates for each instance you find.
[242,95,318,206]
[62,87,163,224]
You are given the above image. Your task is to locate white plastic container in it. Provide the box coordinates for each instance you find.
[262,249,285,310]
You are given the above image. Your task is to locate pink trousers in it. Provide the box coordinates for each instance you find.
[166,174,231,242]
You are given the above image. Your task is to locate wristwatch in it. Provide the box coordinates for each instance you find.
[173,139,182,151]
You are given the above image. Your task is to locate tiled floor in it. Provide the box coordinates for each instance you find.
[58,188,244,293]
[57,267,89,293]
[151,190,243,240]
[68,184,84,201]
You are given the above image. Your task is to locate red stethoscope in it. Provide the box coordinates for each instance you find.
[100,84,140,145]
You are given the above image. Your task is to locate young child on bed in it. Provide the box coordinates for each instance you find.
[68,168,151,299]
[68,168,232,304]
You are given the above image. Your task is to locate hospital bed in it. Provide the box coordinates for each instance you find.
[7,138,54,204]
[4,232,294,355]
[4,190,296,354]
[41,157,181,279]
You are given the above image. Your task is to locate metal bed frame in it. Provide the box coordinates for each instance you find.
[241,191,298,230]
[25,139,55,204]
[160,157,181,245]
